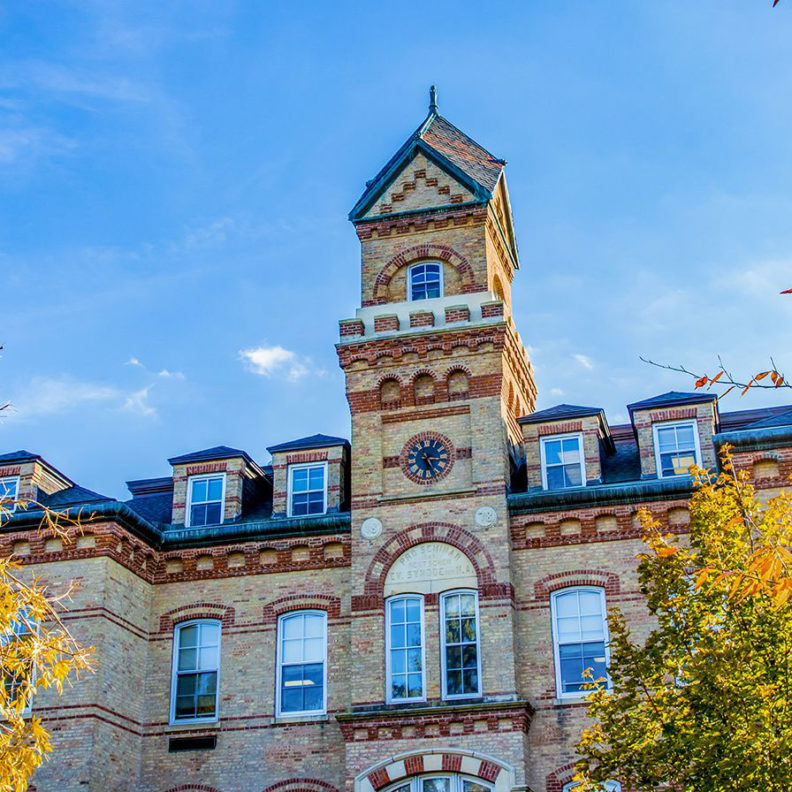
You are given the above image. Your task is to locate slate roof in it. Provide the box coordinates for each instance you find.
[718,405,792,431]
[267,434,349,455]
[740,407,792,429]
[0,450,40,464]
[627,391,717,414]
[518,404,604,425]
[42,485,112,508]
[349,110,505,221]
[168,446,254,466]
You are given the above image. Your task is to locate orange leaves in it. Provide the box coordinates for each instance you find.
[655,545,680,559]
[781,287,792,294]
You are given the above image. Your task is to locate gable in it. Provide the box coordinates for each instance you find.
[362,151,475,219]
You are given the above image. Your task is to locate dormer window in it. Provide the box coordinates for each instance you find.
[186,474,225,527]
[540,433,585,490]
[408,262,442,301]
[288,462,328,517]
[653,421,701,478]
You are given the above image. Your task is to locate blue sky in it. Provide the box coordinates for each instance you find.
[1,1,791,500]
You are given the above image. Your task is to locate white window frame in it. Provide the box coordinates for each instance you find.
[407,261,444,302]
[4,610,38,717]
[275,609,328,718]
[440,589,482,701]
[385,594,426,705]
[169,618,222,725]
[652,419,702,479]
[550,586,610,700]
[0,476,20,513]
[185,473,226,528]
[563,782,620,792]
[287,461,328,518]
[540,432,586,491]
[384,774,494,792]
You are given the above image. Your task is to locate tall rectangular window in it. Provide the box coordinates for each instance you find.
[408,262,442,301]
[441,590,481,699]
[551,587,609,698]
[541,434,585,490]
[277,611,327,716]
[187,474,225,527]
[170,620,221,722]
[653,421,700,478]
[3,611,37,716]
[288,463,327,517]
[0,477,19,513]
[386,595,424,703]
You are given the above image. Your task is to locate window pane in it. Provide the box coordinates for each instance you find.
[190,504,207,526]
[179,625,199,647]
[405,599,421,622]
[407,648,422,672]
[282,639,302,663]
[201,623,219,645]
[308,467,324,489]
[423,778,450,792]
[459,594,476,616]
[291,494,308,515]
[656,427,676,451]
[464,782,491,792]
[546,466,565,490]
[304,615,324,638]
[544,440,562,465]
[561,437,580,462]
[281,687,302,712]
[191,479,207,502]
[446,619,460,643]
[292,469,308,490]
[462,668,478,693]
[303,637,324,662]
[198,646,217,670]
[176,674,196,696]
[407,673,422,697]
[207,477,223,500]
[204,502,221,525]
[406,623,421,647]
[563,464,582,487]
[283,615,303,640]
[391,624,405,649]
[390,599,405,623]
[676,424,695,447]
[178,647,197,671]
[578,591,602,615]
[391,650,405,673]
[391,675,406,699]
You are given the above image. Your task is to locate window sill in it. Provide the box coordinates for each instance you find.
[273,713,329,725]
[166,719,220,732]
[553,696,589,706]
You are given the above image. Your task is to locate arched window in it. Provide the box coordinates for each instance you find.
[386,775,492,792]
[447,370,469,401]
[276,610,327,716]
[170,619,221,723]
[380,378,402,410]
[408,262,443,301]
[440,590,481,699]
[414,374,435,406]
[550,587,610,698]
[563,782,620,792]
[386,595,425,704]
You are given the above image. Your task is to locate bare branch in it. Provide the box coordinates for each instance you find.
[640,356,789,394]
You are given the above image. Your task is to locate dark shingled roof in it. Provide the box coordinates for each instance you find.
[42,485,112,508]
[518,404,603,425]
[627,391,717,414]
[0,450,40,464]
[740,407,792,430]
[168,446,254,466]
[349,111,505,221]
[267,434,349,454]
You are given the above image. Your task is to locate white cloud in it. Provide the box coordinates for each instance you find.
[239,345,311,382]
[550,387,564,396]
[6,376,118,419]
[573,353,594,370]
[158,369,185,380]
[125,356,143,367]
[122,386,156,417]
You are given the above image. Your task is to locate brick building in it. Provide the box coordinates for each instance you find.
[2,92,791,792]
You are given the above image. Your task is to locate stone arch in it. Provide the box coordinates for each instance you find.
[262,780,339,792]
[370,244,477,305]
[262,593,341,625]
[446,368,470,401]
[356,748,515,792]
[533,569,620,601]
[545,762,578,792]
[363,523,499,600]
[380,377,402,409]
[158,603,235,633]
[164,785,223,792]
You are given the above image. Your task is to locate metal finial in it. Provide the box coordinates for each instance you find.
[429,85,438,114]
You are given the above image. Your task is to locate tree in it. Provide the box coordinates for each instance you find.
[573,453,792,792]
[0,360,94,790]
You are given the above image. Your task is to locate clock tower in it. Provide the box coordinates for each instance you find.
[336,89,537,778]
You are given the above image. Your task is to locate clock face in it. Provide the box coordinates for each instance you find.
[401,433,454,484]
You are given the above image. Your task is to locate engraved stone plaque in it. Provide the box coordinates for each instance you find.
[360,517,383,540]
[474,506,497,529]
[384,541,476,596]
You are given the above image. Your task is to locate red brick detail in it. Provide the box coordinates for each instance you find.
[285,451,330,464]
[262,780,339,792]
[185,462,228,476]
[164,785,222,792]
[374,315,400,333]
[368,768,390,790]
[442,754,462,772]
[362,523,498,598]
[158,603,235,633]
[383,456,400,468]
[534,569,621,599]
[410,311,435,328]
[649,407,698,422]
[545,762,578,792]
[455,447,472,460]
[368,243,478,306]
[481,300,504,319]
[403,756,424,776]
[339,319,364,338]
[398,432,455,485]
[537,421,583,436]
[0,466,21,477]
[477,762,501,782]
[382,404,469,424]
[262,594,341,624]
[445,305,470,323]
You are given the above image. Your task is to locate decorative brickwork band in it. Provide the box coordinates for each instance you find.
[262,594,341,624]
[533,569,621,599]
[262,780,339,792]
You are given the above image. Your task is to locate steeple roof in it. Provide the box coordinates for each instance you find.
[349,90,506,222]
